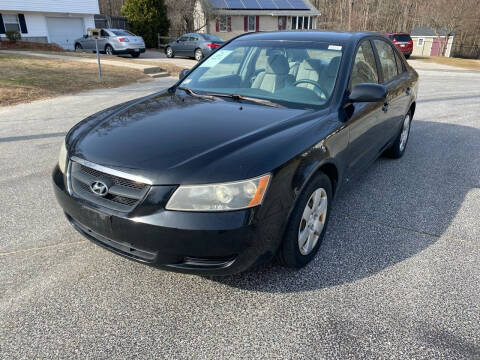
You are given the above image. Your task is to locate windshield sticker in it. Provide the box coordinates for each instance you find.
[198,50,233,68]
[328,45,342,51]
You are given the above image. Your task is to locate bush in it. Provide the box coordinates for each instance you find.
[6,30,21,42]
[121,0,170,48]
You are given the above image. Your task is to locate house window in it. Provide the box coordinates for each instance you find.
[417,38,424,46]
[218,15,227,32]
[3,14,20,32]
[248,16,256,32]
[291,16,315,30]
[278,16,287,30]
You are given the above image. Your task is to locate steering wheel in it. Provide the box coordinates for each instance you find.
[293,79,328,99]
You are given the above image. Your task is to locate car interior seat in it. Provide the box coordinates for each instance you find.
[251,54,293,93]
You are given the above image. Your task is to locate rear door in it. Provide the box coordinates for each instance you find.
[372,39,406,143]
[345,39,386,176]
[186,34,200,56]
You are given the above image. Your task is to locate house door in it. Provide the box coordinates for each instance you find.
[430,38,446,56]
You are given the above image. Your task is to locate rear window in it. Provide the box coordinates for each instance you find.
[201,34,223,42]
[111,30,134,36]
[393,34,412,42]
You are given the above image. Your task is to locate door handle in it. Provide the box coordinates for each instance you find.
[406,87,411,96]
[382,102,389,113]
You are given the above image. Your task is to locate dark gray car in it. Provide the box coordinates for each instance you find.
[165,33,224,61]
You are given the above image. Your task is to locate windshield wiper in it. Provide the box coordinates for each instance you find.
[205,92,283,108]
[177,87,213,99]
[177,88,282,108]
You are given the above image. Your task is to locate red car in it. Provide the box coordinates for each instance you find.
[385,33,413,58]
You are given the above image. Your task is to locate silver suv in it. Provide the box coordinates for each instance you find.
[74,29,146,58]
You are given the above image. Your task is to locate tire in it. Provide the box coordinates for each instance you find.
[278,172,332,268]
[405,54,411,59]
[131,53,140,58]
[75,43,82,52]
[166,46,174,58]
[384,110,412,159]
[105,45,114,56]
[194,48,203,61]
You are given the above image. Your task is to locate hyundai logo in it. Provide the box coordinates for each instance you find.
[90,181,108,197]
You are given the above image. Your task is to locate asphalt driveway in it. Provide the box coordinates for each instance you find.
[0,64,479,359]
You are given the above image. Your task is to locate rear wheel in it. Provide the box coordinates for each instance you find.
[384,110,412,158]
[131,53,140,58]
[194,48,203,61]
[75,43,82,52]
[105,45,114,56]
[278,172,332,268]
[166,46,174,58]
[405,54,411,59]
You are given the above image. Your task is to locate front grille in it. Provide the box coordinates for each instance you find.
[78,164,146,190]
[69,160,150,212]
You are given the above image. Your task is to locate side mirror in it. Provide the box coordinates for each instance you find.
[179,69,190,80]
[349,83,387,103]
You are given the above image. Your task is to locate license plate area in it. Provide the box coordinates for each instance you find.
[134,48,140,52]
[74,206,112,237]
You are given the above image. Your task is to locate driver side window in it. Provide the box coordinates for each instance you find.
[350,40,378,89]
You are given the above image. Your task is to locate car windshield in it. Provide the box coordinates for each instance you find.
[178,40,343,109]
[111,30,135,36]
[201,34,223,42]
[394,34,411,42]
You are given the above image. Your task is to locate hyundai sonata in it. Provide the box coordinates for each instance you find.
[53,31,418,275]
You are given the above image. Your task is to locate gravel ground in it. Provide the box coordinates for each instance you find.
[0,64,479,359]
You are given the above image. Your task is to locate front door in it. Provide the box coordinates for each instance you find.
[173,35,189,55]
[345,39,386,177]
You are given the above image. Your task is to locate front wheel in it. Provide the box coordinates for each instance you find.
[278,172,332,268]
[194,48,203,61]
[405,54,411,59]
[105,45,114,56]
[131,53,140,58]
[384,111,412,158]
[75,43,82,52]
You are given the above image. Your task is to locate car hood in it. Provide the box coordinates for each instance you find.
[67,91,328,185]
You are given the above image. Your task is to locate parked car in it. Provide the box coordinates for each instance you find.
[165,33,224,61]
[74,29,146,58]
[385,32,413,58]
[54,31,418,275]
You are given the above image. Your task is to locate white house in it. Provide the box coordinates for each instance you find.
[0,0,99,50]
[194,0,321,41]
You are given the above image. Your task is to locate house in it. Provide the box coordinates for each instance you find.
[410,26,455,57]
[0,0,99,50]
[194,0,321,41]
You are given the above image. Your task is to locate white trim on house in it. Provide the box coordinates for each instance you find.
[0,0,99,15]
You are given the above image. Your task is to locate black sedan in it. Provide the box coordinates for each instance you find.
[53,31,418,275]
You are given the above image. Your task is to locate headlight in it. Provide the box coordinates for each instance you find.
[166,174,271,211]
[58,141,67,174]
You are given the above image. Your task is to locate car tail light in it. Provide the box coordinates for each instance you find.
[118,37,129,42]
[206,43,220,49]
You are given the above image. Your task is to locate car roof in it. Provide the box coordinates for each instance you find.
[234,30,379,43]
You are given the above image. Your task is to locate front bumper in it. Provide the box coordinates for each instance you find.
[52,165,281,275]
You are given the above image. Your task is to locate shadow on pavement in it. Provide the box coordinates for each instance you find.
[207,120,479,292]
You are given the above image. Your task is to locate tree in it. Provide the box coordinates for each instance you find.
[121,0,170,48]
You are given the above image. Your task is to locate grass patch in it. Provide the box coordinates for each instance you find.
[0,53,150,106]
[414,56,480,70]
